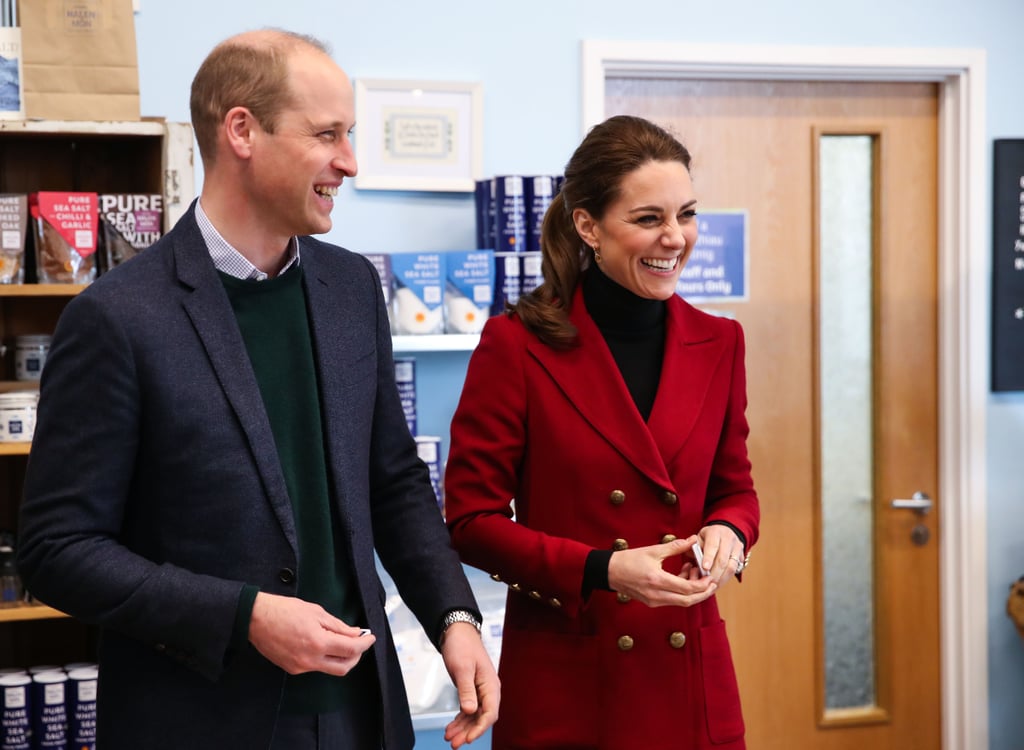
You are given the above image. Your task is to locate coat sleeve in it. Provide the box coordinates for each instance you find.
[702,318,760,550]
[445,315,593,616]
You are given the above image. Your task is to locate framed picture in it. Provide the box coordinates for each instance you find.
[354,79,482,192]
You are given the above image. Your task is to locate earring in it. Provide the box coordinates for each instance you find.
[592,245,602,263]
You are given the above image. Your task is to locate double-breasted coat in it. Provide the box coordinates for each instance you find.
[445,285,760,749]
[16,204,477,750]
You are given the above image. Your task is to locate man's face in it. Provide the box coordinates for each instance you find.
[247,48,357,242]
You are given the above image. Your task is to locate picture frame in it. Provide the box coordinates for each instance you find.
[353,79,482,192]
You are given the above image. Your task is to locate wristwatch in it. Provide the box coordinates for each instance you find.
[441,609,482,643]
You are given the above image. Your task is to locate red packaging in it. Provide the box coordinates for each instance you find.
[29,192,98,284]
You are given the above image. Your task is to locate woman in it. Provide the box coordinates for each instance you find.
[444,114,759,749]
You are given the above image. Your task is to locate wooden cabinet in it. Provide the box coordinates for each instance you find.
[0,120,194,667]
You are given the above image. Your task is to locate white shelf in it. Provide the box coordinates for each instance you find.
[392,334,479,352]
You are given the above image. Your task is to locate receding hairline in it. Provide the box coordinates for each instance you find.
[212,28,332,59]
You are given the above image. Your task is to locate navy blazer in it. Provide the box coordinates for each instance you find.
[17,204,477,749]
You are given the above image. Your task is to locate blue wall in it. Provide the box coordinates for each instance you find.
[132,1,1024,746]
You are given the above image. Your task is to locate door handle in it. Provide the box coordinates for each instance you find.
[890,491,933,515]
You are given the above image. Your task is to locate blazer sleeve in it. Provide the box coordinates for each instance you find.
[355,253,479,644]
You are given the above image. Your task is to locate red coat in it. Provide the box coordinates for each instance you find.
[445,286,760,749]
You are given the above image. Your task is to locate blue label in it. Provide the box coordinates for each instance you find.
[494,176,527,252]
[675,211,748,302]
[394,357,416,436]
[523,176,555,253]
[491,252,521,316]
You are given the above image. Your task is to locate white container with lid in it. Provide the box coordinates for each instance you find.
[14,334,51,381]
[0,390,37,442]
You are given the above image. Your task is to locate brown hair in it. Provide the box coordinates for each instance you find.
[513,115,692,349]
[189,29,330,167]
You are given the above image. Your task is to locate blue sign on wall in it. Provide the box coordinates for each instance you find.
[675,210,748,303]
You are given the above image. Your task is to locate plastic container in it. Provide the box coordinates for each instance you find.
[0,390,37,443]
[14,335,50,381]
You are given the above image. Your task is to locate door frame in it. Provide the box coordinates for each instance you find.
[581,41,988,750]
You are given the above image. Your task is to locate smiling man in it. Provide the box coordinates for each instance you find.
[16,29,498,750]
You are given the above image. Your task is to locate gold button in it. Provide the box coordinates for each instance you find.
[662,491,678,506]
[616,592,631,604]
[549,598,562,608]
[510,583,522,592]
[669,632,687,649]
[612,538,629,551]
[661,534,677,543]
[528,590,541,600]
[609,489,626,506]
[617,635,634,651]
[490,573,502,582]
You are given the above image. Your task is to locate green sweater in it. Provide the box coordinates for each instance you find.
[221,265,366,714]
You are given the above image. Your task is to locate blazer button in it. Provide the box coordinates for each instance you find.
[609,489,626,506]
[278,568,296,584]
[616,592,631,604]
[669,631,687,649]
[617,635,635,651]
[661,534,678,544]
[528,590,542,600]
[549,598,562,608]
[510,583,522,592]
[612,538,629,551]
[661,491,678,506]
[490,573,503,583]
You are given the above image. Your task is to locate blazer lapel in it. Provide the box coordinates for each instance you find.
[646,296,727,466]
[528,286,674,488]
[299,241,372,536]
[172,212,297,551]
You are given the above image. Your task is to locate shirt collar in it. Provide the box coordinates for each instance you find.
[195,199,300,281]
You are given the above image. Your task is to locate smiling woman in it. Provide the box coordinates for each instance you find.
[444,114,760,750]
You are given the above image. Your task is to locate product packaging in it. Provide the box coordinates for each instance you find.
[29,192,98,284]
[97,193,163,274]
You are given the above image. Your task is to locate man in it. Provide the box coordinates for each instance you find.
[16,29,498,750]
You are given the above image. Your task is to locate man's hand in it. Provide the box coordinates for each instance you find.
[440,622,500,748]
[248,592,375,675]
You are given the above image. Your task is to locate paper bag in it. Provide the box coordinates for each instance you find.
[18,0,140,121]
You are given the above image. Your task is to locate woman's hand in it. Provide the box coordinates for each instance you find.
[607,535,717,608]
[693,525,746,586]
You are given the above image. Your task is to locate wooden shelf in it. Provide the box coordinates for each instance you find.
[0,120,169,137]
[0,285,86,297]
[0,604,69,623]
[0,442,30,456]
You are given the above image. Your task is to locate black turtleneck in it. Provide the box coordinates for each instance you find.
[582,266,666,421]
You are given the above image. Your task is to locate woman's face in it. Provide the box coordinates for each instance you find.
[573,160,698,300]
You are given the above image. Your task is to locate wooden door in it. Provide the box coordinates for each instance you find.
[605,79,940,749]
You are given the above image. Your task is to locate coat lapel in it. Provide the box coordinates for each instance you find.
[646,296,728,467]
[528,286,673,488]
[172,212,297,551]
[528,288,727,487]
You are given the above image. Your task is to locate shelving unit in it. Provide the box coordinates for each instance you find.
[0,119,194,669]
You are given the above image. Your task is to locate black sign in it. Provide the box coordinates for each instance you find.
[992,139,1024,391]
